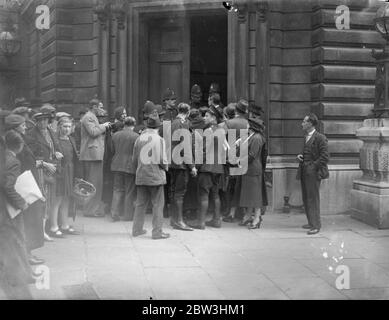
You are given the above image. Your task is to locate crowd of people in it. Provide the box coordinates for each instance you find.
[0,82,329,298]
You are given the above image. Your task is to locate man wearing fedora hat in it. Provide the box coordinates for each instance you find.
[134,100,165,135]
[132,113,170,239]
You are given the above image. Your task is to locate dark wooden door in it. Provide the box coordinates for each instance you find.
[148,17,190,104]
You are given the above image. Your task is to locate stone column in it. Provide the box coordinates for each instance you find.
[255,0,269,141]
[95,0,110,110]
[350,118,389,229]
[116,7,127,108]
[236,3,249,100]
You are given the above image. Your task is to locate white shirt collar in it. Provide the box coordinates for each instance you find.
[307,129,315,137]
[305,129,316,142]
[177,114,186,122]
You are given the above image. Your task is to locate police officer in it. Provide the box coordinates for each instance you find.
[134,101,165,135]
[161,88,178,122]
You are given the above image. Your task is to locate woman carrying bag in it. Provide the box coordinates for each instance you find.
[232,117,268,229]
[51,117,82,235]
[25,108,63,240]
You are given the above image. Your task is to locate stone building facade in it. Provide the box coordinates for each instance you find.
[0,0,386,214]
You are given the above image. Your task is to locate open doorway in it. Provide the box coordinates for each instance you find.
[142,11,228,111]
[190,14,228,106]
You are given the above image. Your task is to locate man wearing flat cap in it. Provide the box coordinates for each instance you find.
[13,98,35,131]
[4,114,26,135]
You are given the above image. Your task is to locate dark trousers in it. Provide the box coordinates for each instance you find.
[82,161,104,215]
[163,172,171,217]
[183,175,199,213]
[301,164,321,229]
[198,172,221,224]
[111,172,136,220]
[169,169,189,224]
[132,185,165,237]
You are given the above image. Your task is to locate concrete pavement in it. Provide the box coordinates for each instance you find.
[25,212,389,300]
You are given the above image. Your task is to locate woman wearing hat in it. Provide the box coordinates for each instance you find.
[25,111,63,240]
[51,117,81,235]
[4,114,46,265]
[231,117,268,229]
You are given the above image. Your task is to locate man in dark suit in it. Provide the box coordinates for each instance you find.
[169,103,197,231]
[296,113,329,235]
[110,116,139,221]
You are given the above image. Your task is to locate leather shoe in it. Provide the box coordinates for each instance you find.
[111,215,120,222]
[84,211,105,218]
[32,270,43,277]
[172,221,193,231]
[29,257,45,265]
[223,215,238,223]
[302,224,312,229]
[205,219,222,228]
[187,222,205,230]
[152,232,170,240]
[132,229,147,237]
[307,228,320,235]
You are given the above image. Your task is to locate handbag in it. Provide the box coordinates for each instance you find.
[42,159,60,185]
[43,168,56,184]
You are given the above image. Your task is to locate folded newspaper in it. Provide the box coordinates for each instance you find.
[6,170,45,219]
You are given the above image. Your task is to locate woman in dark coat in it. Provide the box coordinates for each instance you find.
[0,132,33,299]
[25,111,63,240]
[52,117,81,234]
[5,114,45,264]
[232,117,268,229]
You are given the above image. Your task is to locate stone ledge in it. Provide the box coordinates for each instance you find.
[350,189,389,229]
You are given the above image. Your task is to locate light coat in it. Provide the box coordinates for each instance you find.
[80,110,106,161]
[132,128,168,186]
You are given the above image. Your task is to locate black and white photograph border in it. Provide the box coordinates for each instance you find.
[0,0,389,302]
